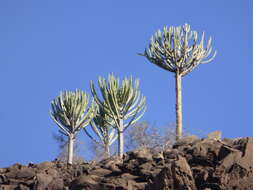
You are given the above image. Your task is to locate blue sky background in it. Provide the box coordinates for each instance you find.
[1,0,253,167]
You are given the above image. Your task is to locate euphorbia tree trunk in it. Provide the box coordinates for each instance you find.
[68,134,75,165]
[175,71,183,140]
[104,143,110,158]
[118,119,124,158]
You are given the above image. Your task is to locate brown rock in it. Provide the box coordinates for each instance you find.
[0,174,8,184]
[121,173,139,180]
[16,167,35,179]
[16,184,30,190]
[103,157,122,173]
[219,150,242,169]
[36,161,54,170]
[139,169,156,178]
[217,144,240,161]
[179,138,223,167]
[45,168,59,178]
[152,152,164,162]
[0,185,17,190]
[89,168,112,176]
[35,172,53,190]
[139,162,153,171]
[134,182,146,189]
[146,165,174,190]
[173,135,199,147]
[0,169,6,174]
[5,166,19,179]
[163,149,180,161]
[132,148,153,162]
[172,156,196,189]
[124,159,140,173]
[238,138,253,169]
[7,163,22,171]
[48,178,65,190]
[147,156,196,190]
[101,177,135,190]
[70,175,101,190]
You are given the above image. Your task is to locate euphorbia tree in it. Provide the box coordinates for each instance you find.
[141,23,216,140]
[90,74,146,158]
[83,102,117,158]
[50,90,96,164]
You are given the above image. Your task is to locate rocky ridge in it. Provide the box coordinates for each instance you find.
[1,137,253,190]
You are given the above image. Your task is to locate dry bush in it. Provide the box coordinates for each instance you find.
[89,140,105,162]
[53,122,201,162]
[89,139,117,161]
[125,121,203,153]
[125,122,177,153]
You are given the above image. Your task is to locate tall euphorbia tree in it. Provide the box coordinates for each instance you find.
[84,102,117,158]
[141,23,216,140]
[50,90,96,164]
[91,74,146,158]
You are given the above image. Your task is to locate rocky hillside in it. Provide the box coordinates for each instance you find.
[1,136,253,190]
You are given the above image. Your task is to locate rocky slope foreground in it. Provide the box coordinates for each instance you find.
[1,137,253,190]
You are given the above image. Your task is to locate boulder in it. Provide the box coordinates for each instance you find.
[131,148,153,162]
[16,184,30,190]
[0,184,17,190]
[70,175,101,190]
[100,177,137,190]
[173,135,199,147]
[89,168,112,176]
[35,172,53,190]
[36,161,54,170]
[47,178,65,190]
[15,167,35,179]
[147,156,196,190]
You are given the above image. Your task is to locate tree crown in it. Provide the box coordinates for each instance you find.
[142,23,216,76]
[90,73,146,131]
[50,90,96,136]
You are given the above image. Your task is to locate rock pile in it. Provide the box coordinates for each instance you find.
[1,137,253,189]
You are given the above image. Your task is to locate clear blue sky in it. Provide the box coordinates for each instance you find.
[1,0,252,167]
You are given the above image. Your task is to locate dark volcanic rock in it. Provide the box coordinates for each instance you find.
[70,175,101,190]
[176,137,253,190]
[2,137,253,189]
[146,155,196,190]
